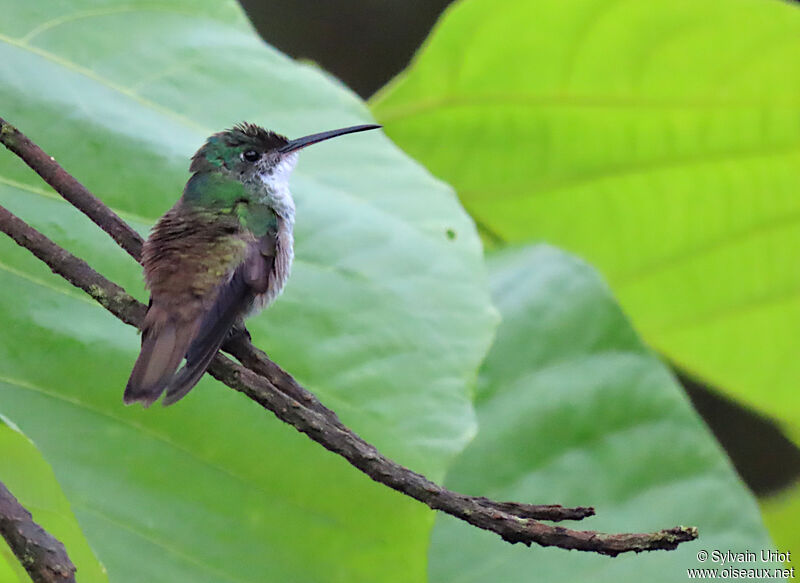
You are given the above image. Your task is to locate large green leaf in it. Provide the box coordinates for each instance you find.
[429,245,775,582]
[0,1,496,581]
[0,417,108,582]
[761,483,800,571]
[371,0,800,445]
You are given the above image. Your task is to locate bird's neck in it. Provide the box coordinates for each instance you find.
[182,171,296,237]
[263,184,296,224]
[245,165,297,225]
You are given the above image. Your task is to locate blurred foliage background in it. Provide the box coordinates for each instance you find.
[245,0,800,547]
[0,0,797,581]
[244,0,800,569]
[242,0,800,480]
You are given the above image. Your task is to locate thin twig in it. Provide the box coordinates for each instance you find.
[0,117,699,554]
[0,117,142,260]
[0,480,77,583]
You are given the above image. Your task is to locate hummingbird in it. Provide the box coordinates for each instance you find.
[124,122,380,407]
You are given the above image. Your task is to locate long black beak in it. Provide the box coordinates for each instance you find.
[278,124,381,153]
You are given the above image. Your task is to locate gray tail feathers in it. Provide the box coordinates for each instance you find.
[162,279,250,406]
[123,308,199,407]
[160,342,223,406]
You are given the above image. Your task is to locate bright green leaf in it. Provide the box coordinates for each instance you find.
[0,416,108,583]
[761,482,800,571]
[429,245,775,582]
[371,0,800,445]
[0,1,497,581]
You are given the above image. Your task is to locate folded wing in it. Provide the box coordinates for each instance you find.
[124,236,275,406]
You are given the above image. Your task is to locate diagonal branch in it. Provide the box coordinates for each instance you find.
[0,480,76,583]
[0,113,590,521]
[0,116,698,555]
[0,117,142,260]
[0,204,601,534]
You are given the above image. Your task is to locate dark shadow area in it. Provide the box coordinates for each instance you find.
[239,0,454,99]
[679,371,800,497]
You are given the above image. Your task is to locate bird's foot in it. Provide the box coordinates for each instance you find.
[228,323,252,343]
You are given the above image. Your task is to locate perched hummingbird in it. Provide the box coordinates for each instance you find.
[124,122,380,406]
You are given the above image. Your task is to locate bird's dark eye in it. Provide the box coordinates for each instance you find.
[243,150,260,162]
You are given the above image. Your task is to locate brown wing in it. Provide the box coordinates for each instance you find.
[125,212,227,406]
[160,236,276,405]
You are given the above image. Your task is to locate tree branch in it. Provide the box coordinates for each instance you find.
[0,116,698,555]
[0,480,76,583]
[0,117,142,261]
[0,204,604,538]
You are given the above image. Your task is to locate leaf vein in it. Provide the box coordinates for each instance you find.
[0,32,209,133]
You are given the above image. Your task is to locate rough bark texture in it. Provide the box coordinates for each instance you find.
[0,481,77,583]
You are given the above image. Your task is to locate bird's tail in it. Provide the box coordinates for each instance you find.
[124,306,198,407]
[161,286,250,406]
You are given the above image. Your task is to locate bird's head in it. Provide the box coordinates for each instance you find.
[191,122,380,206]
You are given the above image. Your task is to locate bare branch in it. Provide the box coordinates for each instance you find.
[0,117,142,260]
[0,117,699,555]
[0,205,145,327]
[0,205,613,540]
[0,480,76,583]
